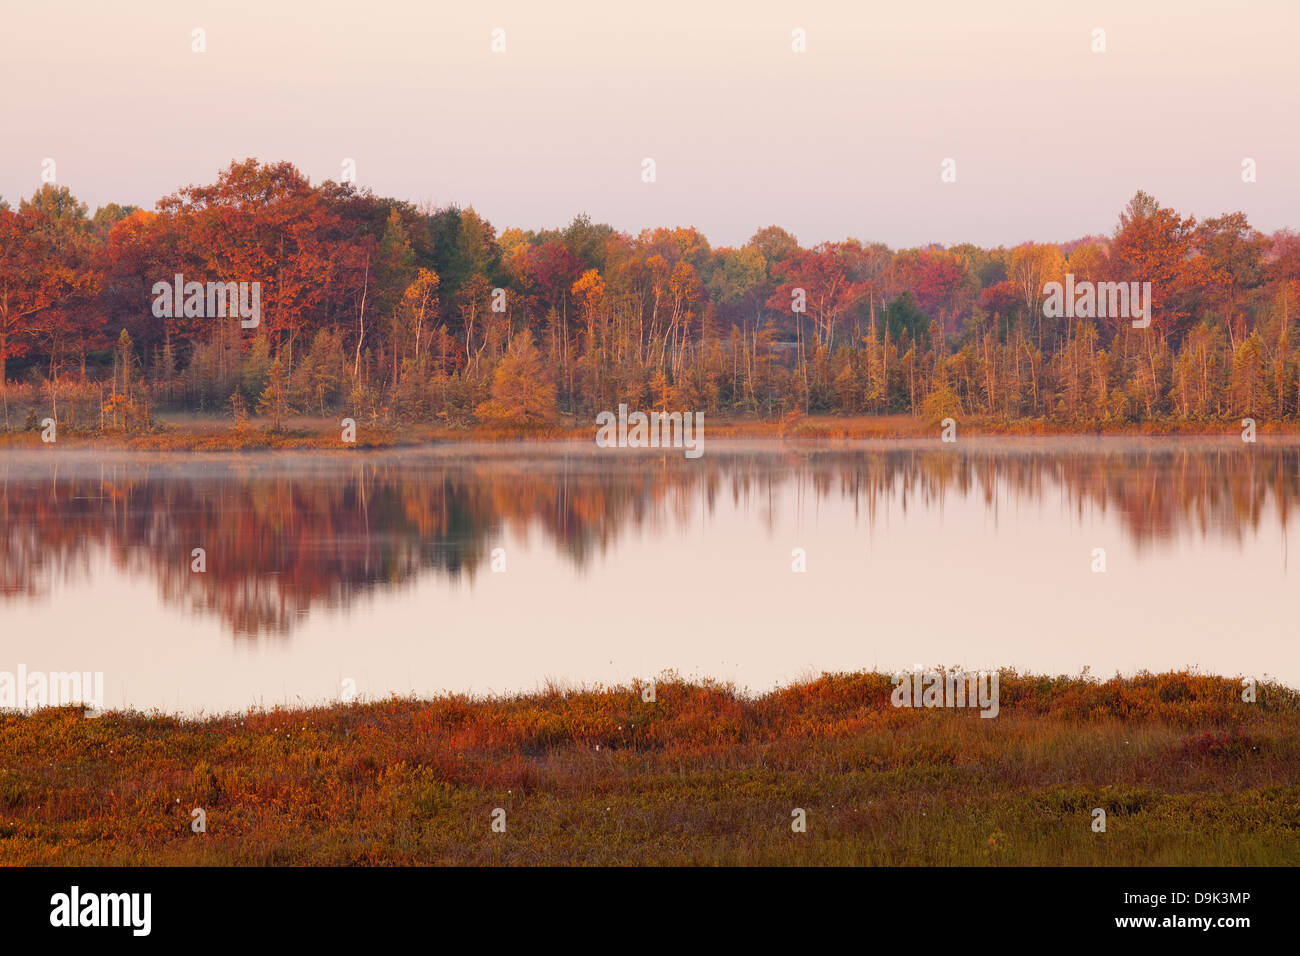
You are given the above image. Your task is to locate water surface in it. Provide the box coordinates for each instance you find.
[1,438,1296,713]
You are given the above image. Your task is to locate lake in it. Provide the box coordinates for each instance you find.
[1,438,1296,714]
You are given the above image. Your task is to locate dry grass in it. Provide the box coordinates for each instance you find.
[1,670,1297,865]
[2,413,1296,450]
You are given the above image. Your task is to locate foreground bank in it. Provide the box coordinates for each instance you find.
[1,671,1296,865]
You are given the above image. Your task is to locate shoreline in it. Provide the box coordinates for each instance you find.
[2,414,1297,452]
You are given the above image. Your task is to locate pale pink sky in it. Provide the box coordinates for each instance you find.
[3,0,1297,247]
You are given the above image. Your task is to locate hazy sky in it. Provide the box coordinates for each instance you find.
[3,0,1297,248]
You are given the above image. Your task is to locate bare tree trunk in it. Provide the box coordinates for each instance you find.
[354,255,370,380]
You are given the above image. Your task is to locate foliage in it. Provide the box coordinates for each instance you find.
[3,164,1300,430]
[1,670,1295,865]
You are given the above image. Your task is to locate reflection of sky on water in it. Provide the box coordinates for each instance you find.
[0,439,1296,713]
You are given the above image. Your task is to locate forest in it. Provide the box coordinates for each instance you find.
[1,158,1297,431]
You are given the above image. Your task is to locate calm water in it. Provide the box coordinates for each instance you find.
[1,438,1296,713]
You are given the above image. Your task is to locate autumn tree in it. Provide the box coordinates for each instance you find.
[1110,191,1204,337]
[257,355,293,429]
[474,331,558,427]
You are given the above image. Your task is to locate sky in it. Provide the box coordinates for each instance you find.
[3,0,1297,249]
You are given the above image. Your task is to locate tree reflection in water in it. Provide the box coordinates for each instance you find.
[0,440,1294,637]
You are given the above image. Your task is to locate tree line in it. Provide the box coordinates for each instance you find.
[2,159,1298,430]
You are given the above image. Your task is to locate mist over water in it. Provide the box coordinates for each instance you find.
[1,438,1296,714]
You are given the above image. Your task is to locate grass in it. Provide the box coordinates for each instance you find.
[1,670,1297,865]
[1,413,1298,450]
